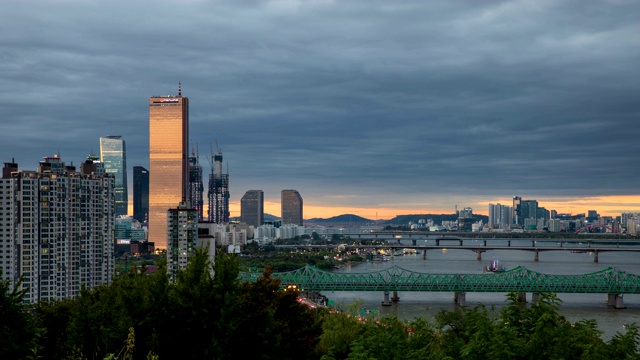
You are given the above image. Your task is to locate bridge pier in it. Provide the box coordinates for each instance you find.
[459,240,463,246]
[532,240,535,247]
[534,250,539,262]
[531,292,540,304]
[475,250,482,261]
[608,294,626,309]
[454,292,467,307]
[412,239,417,246]
[382,291,392,306]
[593,251,599,263]
[423,250,427,260]
[516,292,527,303]
[436,239,440,246]
[392,291,400,302]
[508,240,511,247]
[483,240,487,246]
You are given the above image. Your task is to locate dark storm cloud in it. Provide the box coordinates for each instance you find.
[1,0,639,211]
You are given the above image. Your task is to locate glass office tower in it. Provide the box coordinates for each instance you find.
[281,189,303,226]
[100,136,128,216]
[149,92,189,249]
[133,166,149,224]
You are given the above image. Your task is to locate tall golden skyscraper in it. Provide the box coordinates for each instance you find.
[149,88,189,249]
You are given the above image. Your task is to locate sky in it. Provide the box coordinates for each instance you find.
[1,0,639,220]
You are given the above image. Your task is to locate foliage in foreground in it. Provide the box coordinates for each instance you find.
[318,293,640,360]
[2,253,640,359]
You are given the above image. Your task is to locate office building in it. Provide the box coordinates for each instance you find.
[189,152,204,221]
[167,202,198,282]
[133,166,149,224]
[100,136,128,216]
[281,190,303,225]
[149,87,189,249]
[207,149,230,224]
[512,196,521,224]
[0,155,115,303]
[241,190,264,227]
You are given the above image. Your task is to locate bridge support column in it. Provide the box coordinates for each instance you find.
[483,240,487,246]
[615,294,626,309]
[476,250,482,261]
[594,251,599,263]
[392,291,400,302]
[534,250,539,262]
[423,250,427,260]
[508,240,511,247]
[516,292,527,303]
[531,292,540,304]
[436,239,440,246]
[459,240,463,246]
[412,239,417,246]
[454,292,467,307]
[532,240,535,247]
[607,294,616,307]
[381,291,392,306]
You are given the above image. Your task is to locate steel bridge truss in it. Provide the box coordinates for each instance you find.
[240,265,640,294]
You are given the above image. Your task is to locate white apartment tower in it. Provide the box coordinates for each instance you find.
[0,156,115,303]
[167,202,198,282]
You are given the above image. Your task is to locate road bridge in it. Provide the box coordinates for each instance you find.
[276,243,640,263]
[241,265,638,309]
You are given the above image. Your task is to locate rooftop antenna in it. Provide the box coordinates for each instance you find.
[178,81,182,96]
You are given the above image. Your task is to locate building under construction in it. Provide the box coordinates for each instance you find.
[207,147,230,224]
[188,149,204,221]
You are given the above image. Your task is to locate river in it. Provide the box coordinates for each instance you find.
[326,240,640,340]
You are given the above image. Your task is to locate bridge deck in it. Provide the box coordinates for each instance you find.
[241,265,640,294]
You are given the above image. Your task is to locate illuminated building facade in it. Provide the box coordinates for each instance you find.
[149,90,189,249]
[281,189,303,226]
[133,166,149,224]
[207,150,230,224]
[100,136,128,216]
[0,155,115,303]
[241,190,264,227]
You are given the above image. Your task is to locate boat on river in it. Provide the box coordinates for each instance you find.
[483,258,505,273]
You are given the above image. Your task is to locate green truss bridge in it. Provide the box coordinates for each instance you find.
[240,265,639,309]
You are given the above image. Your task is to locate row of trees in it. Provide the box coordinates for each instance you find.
[2,250,640,359]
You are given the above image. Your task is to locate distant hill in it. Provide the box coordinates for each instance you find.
[306,214,374,224]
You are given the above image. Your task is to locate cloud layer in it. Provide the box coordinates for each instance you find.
[1,0,639,216]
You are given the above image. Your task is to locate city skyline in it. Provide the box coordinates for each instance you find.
[2,1,640,219]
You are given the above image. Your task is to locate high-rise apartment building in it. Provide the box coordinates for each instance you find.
[0,155,115,303]
[488,203,512,228]
[241,190,264,227]
[100,135,128,216]
[149,89,189,249]
[133,166,149,224]
[207,149,230,224]
[189,153,204,221]
[167,202,198,282]
[281,190,303,226]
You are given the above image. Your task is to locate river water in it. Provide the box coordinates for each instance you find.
[326,240,640,340]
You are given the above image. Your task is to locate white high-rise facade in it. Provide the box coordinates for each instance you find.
[0,155,115,303]
[488,203,513,229]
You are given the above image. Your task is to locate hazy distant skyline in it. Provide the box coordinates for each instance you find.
[2,0,640,219]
